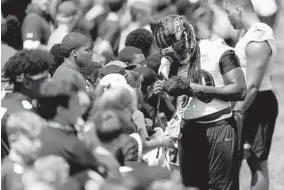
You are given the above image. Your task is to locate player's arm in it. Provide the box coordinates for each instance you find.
[190,50,247,101]
[234,41,271,111]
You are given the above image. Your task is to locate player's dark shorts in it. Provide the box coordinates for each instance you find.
[242,90,278,161]
[179,117,239,190]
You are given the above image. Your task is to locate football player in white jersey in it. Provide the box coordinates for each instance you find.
[153,15,247,190]
[224,0,278,190]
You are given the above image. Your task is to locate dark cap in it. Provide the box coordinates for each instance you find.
[98,65,126,79]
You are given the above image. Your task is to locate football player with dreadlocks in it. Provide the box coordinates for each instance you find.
[153,15,247,190]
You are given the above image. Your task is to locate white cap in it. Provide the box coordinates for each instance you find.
[99,73,127,86]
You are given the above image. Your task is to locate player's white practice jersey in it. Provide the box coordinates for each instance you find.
[176,39,233,120]
[235,22,277,91]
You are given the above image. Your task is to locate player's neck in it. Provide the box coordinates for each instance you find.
[242,13,260,32]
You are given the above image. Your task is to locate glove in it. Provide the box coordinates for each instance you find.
[163,76,193,96]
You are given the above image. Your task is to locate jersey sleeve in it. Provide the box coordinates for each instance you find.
[249,23,275,43]
[219,50,241,75]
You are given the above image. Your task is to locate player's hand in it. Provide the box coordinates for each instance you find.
[190,83,213,103]
[153,80,164,95]
[163,76,191,96]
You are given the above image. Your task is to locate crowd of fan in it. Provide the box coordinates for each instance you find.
[1,0,281,190]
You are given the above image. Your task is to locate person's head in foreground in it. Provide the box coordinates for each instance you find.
[93,82,138,121]
[154,15,198,66]
[6,111,45,165]
[37,78,91,126]
[34,155,70,187]
[61,32,92,68]
[224,0,256,30]
[125,28,154,58]
[90,109,133,156]
[2,49,52,99]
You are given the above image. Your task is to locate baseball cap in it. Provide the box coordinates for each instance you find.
[98,65,127,79]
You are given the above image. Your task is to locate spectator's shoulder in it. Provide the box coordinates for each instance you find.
[52,64,76,79]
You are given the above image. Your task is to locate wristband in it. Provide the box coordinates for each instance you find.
[233,109,245,120]
[233,109,245,116]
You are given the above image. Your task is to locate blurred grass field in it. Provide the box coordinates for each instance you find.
[239,6,284,190]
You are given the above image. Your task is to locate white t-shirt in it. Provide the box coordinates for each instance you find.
[235,22,277,91]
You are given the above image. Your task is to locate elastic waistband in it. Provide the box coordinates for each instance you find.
[189,107,232,122]
[195,112,232,124]
[184,116,234,129]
